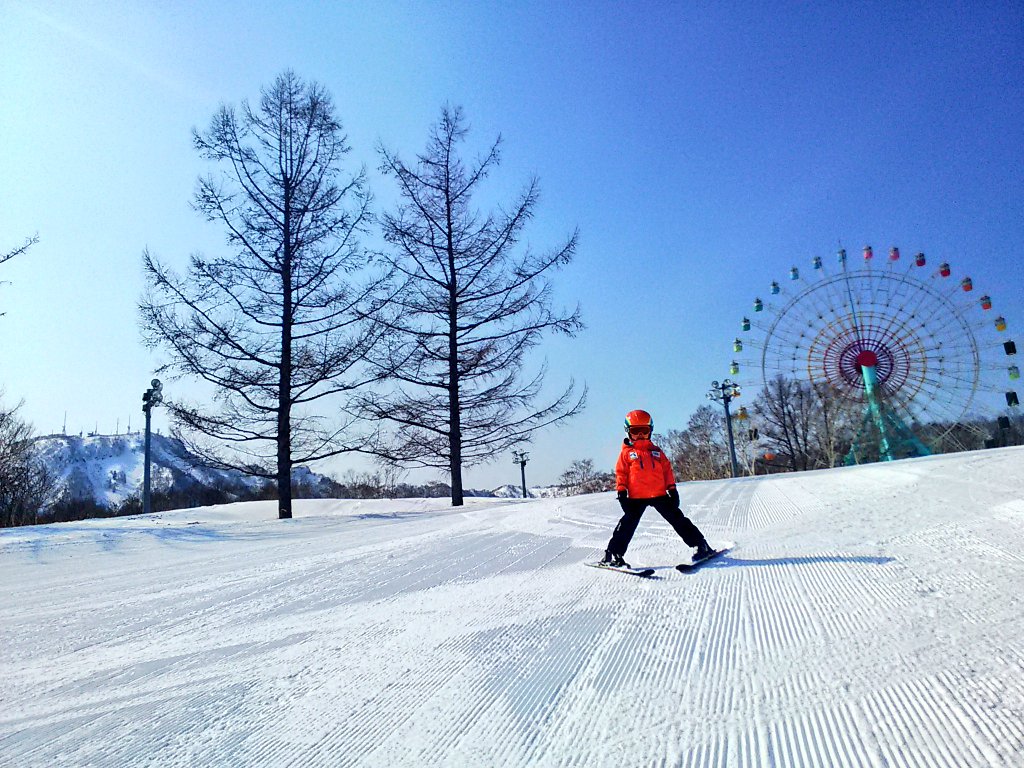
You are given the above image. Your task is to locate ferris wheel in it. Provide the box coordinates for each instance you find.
[730,246,1020,462]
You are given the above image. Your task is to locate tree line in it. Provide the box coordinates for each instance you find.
[0,442,613,527]
[663,375,1024,482]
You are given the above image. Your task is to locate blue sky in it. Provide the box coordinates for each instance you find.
[2,1,1022,488]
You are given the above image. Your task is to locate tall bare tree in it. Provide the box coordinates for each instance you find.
[141,71,385,519]
[360,106,585,506]
[809,383,856,467]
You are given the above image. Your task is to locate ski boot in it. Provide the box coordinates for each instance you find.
[601,550,630,568]
[692,540,716,562]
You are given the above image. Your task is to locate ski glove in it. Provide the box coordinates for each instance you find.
[668,486,680,506]
[616,489,628,512]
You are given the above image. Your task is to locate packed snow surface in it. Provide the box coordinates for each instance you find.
[3,447,1024,766]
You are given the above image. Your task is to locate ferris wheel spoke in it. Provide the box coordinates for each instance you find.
[835,271,866,344]
[877,275,940,344]
[903,385,973,417]
[813,275,857,320]
[786,276,851,335]
[924,371,982,390]
[893,385,955,416]
[774,281,853,344]
[913,394,972,425]
[918,310,974,338]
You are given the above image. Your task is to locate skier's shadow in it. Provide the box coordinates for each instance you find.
[356,510,423,521]
[704,553,896,568]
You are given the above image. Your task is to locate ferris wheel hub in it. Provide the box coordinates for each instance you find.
[825,331,904,392]
[855,349,879,368]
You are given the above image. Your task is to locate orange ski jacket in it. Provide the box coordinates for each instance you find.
[615,437,677,499]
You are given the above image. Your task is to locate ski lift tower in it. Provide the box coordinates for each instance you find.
[707,379,741,478]
[142,379,163,516]
[512,450,530,499]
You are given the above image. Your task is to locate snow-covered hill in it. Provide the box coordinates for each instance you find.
[32,432,266,508]
[489,482,565,499]
[3,446,1023,766]
[32,433,562,508]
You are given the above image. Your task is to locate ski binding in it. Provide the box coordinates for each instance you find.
[676,546,731,572]
[585,561,656,578]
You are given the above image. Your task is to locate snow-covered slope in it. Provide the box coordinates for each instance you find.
[2,447,1024,766]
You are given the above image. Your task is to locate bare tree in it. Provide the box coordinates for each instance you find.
[809,383,857,467]
[1,234,37,316]
[558,458,613,495]
[0,397,54,527]
[359,106,585,506]
[141,71,386,519]
[752,376,861,471]
[664,405,730,481]
[379,460,407,499]
[753,376,815,471]
[1,234,36,267]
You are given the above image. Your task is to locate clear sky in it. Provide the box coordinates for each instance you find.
[2,0,1022,489]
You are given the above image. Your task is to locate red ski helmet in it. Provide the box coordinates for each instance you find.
[624,409,654,436]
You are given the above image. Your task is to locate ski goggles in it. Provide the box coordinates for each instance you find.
[627,426,652,437]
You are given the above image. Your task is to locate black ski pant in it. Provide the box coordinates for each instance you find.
[606,495,704,556]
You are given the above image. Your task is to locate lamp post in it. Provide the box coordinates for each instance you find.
[142,379,163,516]
[707,378,740,478]
[511,450,530,498]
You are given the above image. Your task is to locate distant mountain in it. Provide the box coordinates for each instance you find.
[31,433,324,509]
[30,433,566,510]
[488,484,565,499]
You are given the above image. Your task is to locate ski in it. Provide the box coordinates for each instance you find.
[676,547,731,572]
[585,562,656,578]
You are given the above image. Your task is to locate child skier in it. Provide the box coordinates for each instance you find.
[600,409,714,568]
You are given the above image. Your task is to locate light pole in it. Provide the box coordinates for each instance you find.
[707,378,740,478]
[511,450,530,498]
[142,379,163,516]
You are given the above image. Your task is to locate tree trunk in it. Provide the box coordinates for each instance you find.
[449,379,463,506]
[277,431,292,518]
[278,208,294,520]
[447,213,464,507]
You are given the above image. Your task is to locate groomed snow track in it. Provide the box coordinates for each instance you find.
[2,447,1023,766]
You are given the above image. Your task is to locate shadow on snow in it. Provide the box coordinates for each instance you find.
[702,553,896,568]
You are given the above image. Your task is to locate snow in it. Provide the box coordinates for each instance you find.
[3,446,1024,766]
[32,433,152,507]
